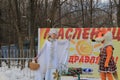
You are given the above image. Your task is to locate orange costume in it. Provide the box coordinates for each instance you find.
[92,29,117,80]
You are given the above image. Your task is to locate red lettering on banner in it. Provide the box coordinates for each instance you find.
[83,28,90,39]
[69,56,75,64]
[117,28,120,41]
[107,28,112,31]
[44,28,50,39]
[95,56,100,64]
[84,56,90,63]
[112,28,117,39]
[69,56,118,64]
[90,28,98,39]
[58,28,64,39]
[79,56,84,63]
[66,28,73,39]
[90,56,95,64]
[75,56,79,62]
[43,28,120,40]
[68,56,80,64]
[72,28,82,39]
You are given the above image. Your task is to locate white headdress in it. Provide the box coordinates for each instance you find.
[95,31,113,47]
[48,28,58,36]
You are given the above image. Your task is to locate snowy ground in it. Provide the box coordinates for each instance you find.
[0,61,101,80]
[0,61,35,80]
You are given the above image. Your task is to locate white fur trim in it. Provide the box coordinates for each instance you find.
[48,28,58,36]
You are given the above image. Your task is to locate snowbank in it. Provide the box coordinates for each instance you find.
[0,61,35,80]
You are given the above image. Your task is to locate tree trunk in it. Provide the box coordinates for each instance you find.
[48,0,59,27]
[29,0,36,58]
[117,1,120,27]
[58,0,61,27]
[45,0,48,27]
[80,0,85,27]
[113,0,120,27]
[90,0,93,27]
[17,35,24,69]
[109,0,113,26]
[14,0,25,69]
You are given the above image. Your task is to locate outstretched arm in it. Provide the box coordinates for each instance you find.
[57,35,71,45]
[35,41,47,60]
[57,39,69,45]
[104,46,113,67]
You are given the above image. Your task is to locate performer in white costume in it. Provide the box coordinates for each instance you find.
[35,28,70,80]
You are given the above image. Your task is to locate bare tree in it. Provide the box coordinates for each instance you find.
[1,0,120,69]
[113,0,120,26]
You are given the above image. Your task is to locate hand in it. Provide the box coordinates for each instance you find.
[104,62,108,67]
[34,56,38,61]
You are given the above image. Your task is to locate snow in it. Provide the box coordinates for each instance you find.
[0,61,101,80]
[0,61,35,80]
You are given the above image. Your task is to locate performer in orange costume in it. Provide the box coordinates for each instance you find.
[92,28,117,80]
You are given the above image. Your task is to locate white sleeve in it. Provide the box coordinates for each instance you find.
[37,40,47,58]
[57,39,69,45]
[57,40,70,64]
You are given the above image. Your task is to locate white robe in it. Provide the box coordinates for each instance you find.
[35,39,70,80]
